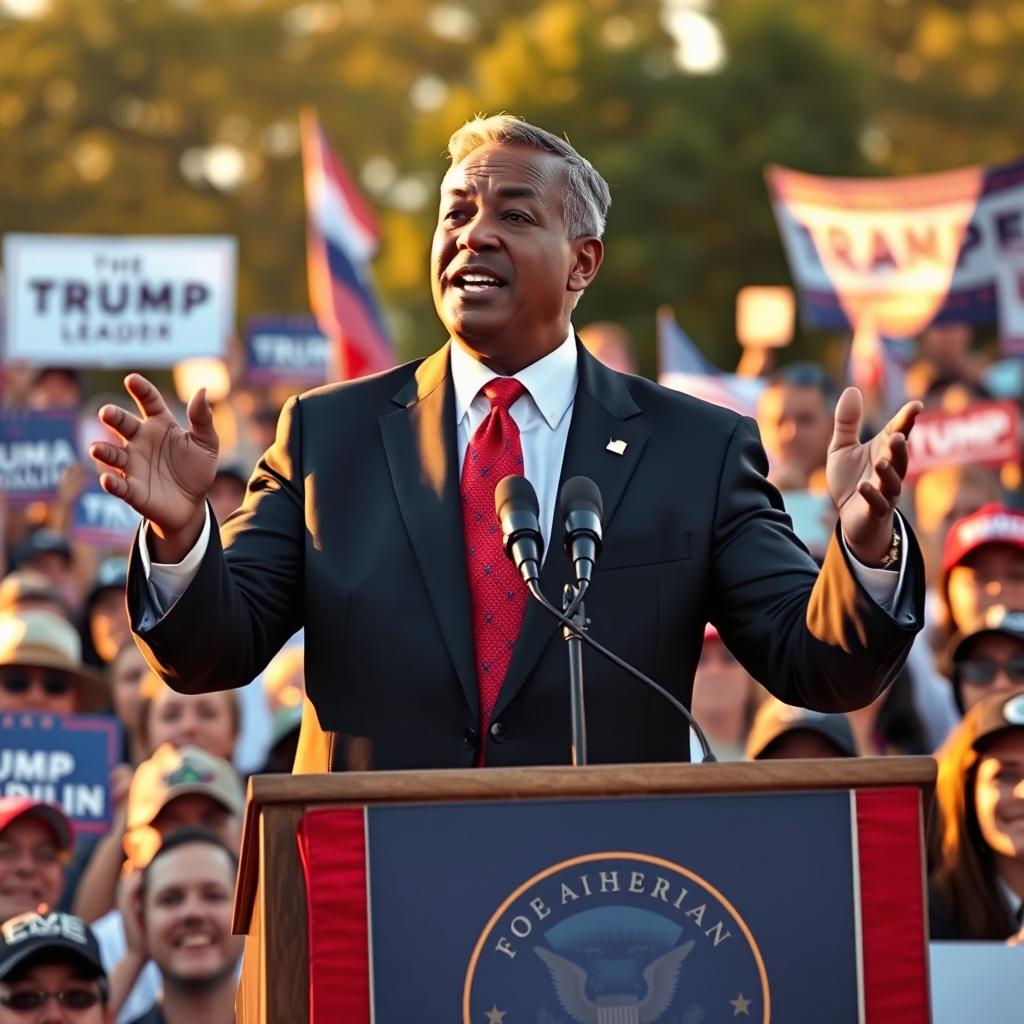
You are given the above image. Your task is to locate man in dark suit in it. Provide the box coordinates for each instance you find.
[91,116,924,772]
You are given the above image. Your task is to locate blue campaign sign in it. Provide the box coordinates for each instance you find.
[0,713,122,835]
[71,471,141,549]
[245,315,329,386]
[0,409,78,504]
[366,792,859,1023]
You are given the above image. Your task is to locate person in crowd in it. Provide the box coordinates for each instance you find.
[259,705,302,774]
[745,700,857,760]
[936,504,1024,653]
[845,669,929,756]
[107,644,150,768]
[690,625,765,761]
[942,608,1024,714]
[0,911,111,1024]
[137,677,239,765]
[80,746,243,1024]
[0,611,107,716]
[577,322,637,375]
[120,830,242,1024]
[0,799,73,924]
[206,465,247,527]
[916,321,985,388]
[929,687,1024,940]
[0,572,72,624]
[754,362,837,490]
[27,368,85,412]
[9,533,79,613]
[82,560,130,670]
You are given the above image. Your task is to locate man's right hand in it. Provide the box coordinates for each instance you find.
[90,373,219,563]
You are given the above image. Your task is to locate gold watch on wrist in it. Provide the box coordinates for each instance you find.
[877,526,901,570]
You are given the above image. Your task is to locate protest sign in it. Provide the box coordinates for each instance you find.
[0,713,122,834]
[995,245,1024,354]
[2,234,236,367]
[767,159,1024,332]
[245,315,329,386]
[71,472,142,549]
[906,400,1020,482]
[0,410,78,504]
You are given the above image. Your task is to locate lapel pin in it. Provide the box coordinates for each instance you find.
[606,438,628,456]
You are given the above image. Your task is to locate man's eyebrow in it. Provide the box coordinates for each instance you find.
[441,184,542,201]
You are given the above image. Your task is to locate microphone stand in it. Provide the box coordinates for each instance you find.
[563,582,589,766]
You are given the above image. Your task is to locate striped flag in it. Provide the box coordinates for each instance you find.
[300,109,394,381]
[656,306,763,417]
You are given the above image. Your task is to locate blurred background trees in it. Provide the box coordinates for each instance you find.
[1,0,1021,375]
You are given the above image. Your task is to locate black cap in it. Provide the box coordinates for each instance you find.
[947,607,1024,664]
[214,461,248,487]
[10,531,72,571]
[0,912,105,981]
[746,701,858,759]
[970,687,1024,753]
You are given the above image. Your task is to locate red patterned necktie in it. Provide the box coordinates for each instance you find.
[461,377,529,749]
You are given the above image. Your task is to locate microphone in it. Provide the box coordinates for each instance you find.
[560,477,603,587]
[494,476,544,584]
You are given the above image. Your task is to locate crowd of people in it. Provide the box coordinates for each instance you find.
[0,321,1022,1019]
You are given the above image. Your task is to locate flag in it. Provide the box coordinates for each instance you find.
[656,307,763,417]
[300,109,394,380]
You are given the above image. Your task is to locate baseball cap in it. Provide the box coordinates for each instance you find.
[0,911,104,981]
[946,606,1024,665]
[942,505,1024,582]
[126,744,244,832]
[0,797,72,851]
[0,571,69,618]
[10,531,72,572]
[86,556,128,607]
[745,701,858,760]
[214,461,248,487]
[969,686,1024,753]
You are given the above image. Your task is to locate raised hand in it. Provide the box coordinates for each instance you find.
[826,387,922,566]
[90,374,218,560]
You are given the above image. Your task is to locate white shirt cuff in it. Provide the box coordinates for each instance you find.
[841,511,907,615]
[139,506,212,616]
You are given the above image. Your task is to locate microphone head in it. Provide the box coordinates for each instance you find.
[495,474,539,521]
[559,476,603,519]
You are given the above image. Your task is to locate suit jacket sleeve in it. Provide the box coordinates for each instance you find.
[127,395,306,693]
[708,416,923,712]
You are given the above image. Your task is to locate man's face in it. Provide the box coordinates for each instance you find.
[0,669,76,717]
[955,633,1024,711]
[0,963,109,1024]
[88,591,128,666]
[109,648,147,742]
[151,795,242,855]
[143,843,242,991]
[946,545,1024,632]
[756,383,832,480]
[431,143,600,372]
[0,819,66,924]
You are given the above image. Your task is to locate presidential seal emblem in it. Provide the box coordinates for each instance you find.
[463,851,768,1023]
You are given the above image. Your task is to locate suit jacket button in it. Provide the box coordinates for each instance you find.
[463,726,479,750]
[489,721,506,742]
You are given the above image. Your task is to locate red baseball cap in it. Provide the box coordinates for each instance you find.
[0,797,73,851]
[942,504,1024,580]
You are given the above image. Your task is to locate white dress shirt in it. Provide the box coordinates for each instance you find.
[143,334,904,617]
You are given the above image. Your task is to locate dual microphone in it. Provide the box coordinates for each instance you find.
[494,475,602,588]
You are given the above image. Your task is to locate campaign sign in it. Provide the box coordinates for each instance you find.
[71,472,141,549]
[299,788,929,1022]
[245,315,329,386]
[0,714,122,834]
[2,234,236,367]
[0,409,78,504]
[906,400,1020,482]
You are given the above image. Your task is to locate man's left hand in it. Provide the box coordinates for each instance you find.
[826,387,922,566]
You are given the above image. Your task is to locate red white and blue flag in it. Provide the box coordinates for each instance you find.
[300,109,394,381]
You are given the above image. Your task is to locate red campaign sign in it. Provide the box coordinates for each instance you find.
[906,400,1020,482]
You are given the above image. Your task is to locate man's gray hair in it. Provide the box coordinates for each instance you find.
[446,114,611,239]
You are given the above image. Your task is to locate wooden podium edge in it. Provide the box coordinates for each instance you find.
[232,755,936,934]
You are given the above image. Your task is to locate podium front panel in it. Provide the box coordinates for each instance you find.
[294,787,928,1023]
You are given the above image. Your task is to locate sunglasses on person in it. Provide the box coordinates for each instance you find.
[956,657,1024,687]
[0,987,102,1011]
[0,671,72,697]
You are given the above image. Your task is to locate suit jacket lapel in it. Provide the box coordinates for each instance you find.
[493,342,649,720]
[380,344,479,719]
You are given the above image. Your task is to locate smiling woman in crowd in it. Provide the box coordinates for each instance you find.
[929,687,1024,940]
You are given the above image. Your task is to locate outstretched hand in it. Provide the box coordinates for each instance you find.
[826,387,922,566]
[90,374,219,558]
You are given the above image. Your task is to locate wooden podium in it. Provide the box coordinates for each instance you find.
[232,757,935,1024]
